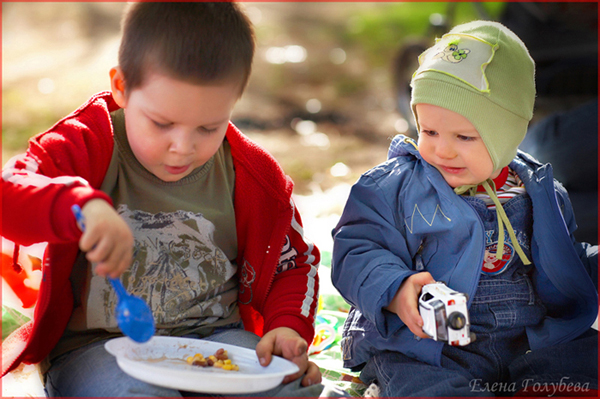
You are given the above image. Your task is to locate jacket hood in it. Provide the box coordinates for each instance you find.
[388,134,421,160]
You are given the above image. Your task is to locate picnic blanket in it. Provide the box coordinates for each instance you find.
[308,251,367,397]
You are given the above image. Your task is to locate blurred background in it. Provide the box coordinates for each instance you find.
[2,2,510,192]
[3,2,596,190]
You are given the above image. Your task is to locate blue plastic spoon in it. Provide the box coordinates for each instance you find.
[72,205,155,343]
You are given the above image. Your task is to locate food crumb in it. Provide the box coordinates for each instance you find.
[186,349,239,371]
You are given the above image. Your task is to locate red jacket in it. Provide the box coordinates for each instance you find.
[1,92,320,376]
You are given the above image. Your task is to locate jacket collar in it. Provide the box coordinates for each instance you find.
[388,134,421,160]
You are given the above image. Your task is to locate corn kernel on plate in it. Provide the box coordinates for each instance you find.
[105,336,299,393]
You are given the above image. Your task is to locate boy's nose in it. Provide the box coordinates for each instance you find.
[435,140,456,159]
[169,129,195,154]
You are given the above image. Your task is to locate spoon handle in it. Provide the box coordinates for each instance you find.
[108,277,128,298]
[72,204,86,232]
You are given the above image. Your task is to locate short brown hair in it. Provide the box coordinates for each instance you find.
[118,2,255,94]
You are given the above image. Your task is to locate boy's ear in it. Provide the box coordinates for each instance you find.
[110,67,127,108]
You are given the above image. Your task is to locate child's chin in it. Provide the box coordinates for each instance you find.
[155,172,188,182]
[446,178,476,189]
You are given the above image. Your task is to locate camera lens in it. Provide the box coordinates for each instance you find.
[447,312,466,330]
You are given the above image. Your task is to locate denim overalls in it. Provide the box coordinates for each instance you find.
[360,192,597,397]
[441,194,546,384]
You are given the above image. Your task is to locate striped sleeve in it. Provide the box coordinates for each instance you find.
[261,198,320,343]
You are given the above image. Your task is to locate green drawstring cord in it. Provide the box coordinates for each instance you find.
[403,136,419,150]
[455,179,531,265]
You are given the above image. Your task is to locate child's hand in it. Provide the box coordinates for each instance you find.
[78,199,134,278]
[386,271,436,339]
[255,327,322,387]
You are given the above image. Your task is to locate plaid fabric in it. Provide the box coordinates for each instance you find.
[310,257,366,397]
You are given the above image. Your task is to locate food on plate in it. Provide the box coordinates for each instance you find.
[186,348,239,371]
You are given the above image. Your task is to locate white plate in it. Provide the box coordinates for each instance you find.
[105,336,299,393]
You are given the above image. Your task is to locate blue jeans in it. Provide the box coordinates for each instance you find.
[360,329,597,397]
[45,327,325,397]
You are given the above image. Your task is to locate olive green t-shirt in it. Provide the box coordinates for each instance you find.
[50,109,239,360]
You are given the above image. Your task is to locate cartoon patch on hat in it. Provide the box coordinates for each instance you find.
[433,44,470,63]
[414,33,498,92]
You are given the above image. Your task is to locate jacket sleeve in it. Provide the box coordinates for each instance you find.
[1,96,115,246]
[260,200,319,344]
[331,171,416,338]
[555,180,598,288]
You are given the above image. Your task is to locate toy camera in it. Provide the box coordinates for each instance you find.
[418,281,474,346]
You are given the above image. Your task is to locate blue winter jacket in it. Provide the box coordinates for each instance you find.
[332,135,598,370]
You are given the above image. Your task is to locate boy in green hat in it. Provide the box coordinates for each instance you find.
[332,20,597,396]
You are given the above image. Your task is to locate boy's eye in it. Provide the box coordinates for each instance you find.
[197,126,218,134]
[457,135,477,142]
[422,129,438,137]
[152,120,172,129]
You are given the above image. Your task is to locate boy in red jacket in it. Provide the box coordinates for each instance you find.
[2,3,322,396]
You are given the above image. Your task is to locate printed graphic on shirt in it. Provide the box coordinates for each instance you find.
[238,234,300,305]
[86,205,237,330]
[481,227,531,275]
[239,259,256,305]
[276,235,298,274]
[482,241,514,275]
[415,34,497,92]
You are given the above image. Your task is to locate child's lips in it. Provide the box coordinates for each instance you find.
[440,165,465,174]
[165,164,190,175]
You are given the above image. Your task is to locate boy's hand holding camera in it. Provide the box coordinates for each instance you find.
[78,199,134,279]
[387,273,473,346]
[386,271,436,339]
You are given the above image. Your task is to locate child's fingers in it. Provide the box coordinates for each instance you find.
[93,263,110,278]
[84,235,132,278]
[104,245,132,279]
[281,350,309,384]
[406,319,428,338]
[301,361,322,386]
[405,303,429,339]
[257,330,311,384]
[281,336,307,359]
[83,234,110,263]
[413,271,436,287]
[403,273,435,339]
[112,251,133,278]
[78,229,99,253]
[280,337,310,383]
[255,334,275,367]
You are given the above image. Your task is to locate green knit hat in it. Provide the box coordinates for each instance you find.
[410,20,536,171]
